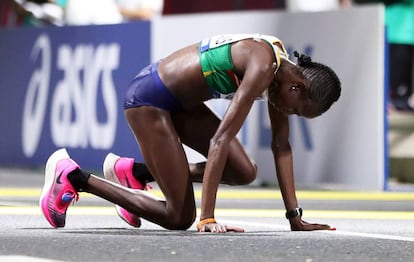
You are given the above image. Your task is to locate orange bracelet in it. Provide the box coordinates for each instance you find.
[196,218,217,231]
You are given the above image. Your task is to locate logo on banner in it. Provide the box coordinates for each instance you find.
[22,34,120,157]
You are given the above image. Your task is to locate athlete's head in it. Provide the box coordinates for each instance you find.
[269,51,341,118]
[294,51,341,114]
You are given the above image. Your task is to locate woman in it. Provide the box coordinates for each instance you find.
[40,34,341,233]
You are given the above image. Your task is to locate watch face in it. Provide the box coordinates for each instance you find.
[286,207,302,219]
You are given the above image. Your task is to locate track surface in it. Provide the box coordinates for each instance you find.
[1,168,413,262]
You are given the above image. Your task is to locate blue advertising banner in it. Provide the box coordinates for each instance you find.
[0,22,150,171]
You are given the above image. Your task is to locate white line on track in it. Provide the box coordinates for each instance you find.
[221,219,414,242]
[0,256,61,261]
[328,230,414,242]
[2,206,414,242]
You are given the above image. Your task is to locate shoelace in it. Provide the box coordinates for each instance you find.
[61,192,79,204]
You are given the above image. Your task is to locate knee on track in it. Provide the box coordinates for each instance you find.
[163,210,196,230]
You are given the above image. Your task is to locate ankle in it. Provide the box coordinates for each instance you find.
[67,169,90,192]
[132,162,154,184]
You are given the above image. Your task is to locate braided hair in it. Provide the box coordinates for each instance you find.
[294,51,341,113]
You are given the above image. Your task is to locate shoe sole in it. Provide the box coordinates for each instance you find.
[115,205,141,228]
[39,148,70,228]
[103,153,121,185]
[103,153,141,228]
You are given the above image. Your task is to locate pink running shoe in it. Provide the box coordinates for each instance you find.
[103,153,145,227]
[39,148,80,228]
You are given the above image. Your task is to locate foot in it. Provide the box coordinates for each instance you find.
[103,153,146,227]
[39,148,80,228]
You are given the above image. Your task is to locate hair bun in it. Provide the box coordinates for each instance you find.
[293,50,312,66]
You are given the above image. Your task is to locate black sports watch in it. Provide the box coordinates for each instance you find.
[285,207,303,219]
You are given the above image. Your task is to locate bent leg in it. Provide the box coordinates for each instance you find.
[87,106,196,230]
[86,175,178,226]
[172,104,257,185]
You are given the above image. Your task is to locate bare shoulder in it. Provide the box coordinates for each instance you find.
[231,39,275,75]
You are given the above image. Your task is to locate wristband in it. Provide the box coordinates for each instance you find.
[196,218,216,231]
[285,207,303,219]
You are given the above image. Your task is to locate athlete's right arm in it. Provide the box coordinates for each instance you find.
[198,40,275,233]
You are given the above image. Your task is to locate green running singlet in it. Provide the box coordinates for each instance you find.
[198,34,291,99]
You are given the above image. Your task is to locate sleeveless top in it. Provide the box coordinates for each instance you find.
[198,34,291,99]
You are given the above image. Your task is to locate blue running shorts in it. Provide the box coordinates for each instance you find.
[124,62,182,112]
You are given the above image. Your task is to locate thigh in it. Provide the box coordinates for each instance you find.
[171,104,257,184]
[125,107,195,213]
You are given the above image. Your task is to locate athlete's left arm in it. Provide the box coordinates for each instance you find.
[267,103,334,231]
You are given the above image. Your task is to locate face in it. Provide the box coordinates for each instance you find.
[268,65,320,118]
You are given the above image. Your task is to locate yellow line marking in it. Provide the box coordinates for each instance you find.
[1,188,414,201]
[1,206,414,220]
[0,189,39,197]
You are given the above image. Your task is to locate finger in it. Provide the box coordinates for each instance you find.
[307,223,333,231]
[213,224,226,233]
[322,224,336,231]
[216,225,225,233]
[298,219,331,231]
[199,224,221,233]
[319,224,334,230]
[225,225,245,233]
